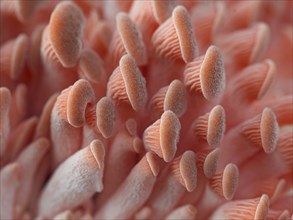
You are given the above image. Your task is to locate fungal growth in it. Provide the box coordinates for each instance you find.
[107,54,147,112]
[0,1,292,219]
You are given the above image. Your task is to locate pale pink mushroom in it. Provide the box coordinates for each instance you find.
[0,0,292,219]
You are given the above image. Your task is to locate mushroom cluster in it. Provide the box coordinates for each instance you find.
[0,1,292,219]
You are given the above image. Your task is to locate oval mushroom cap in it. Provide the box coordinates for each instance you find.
[250,23,270,63]
[207,105,225,146]
[67,79,95,127]
[116,13,147,65]
[160,110,181,162]
[257,59,275,99]
[16,0,39,22]
[254,194,270,220]
[96,97,115,138]
[78,49,105,83]
[200,45,225,99]
[222,163,239,200]
[180,151,197,192]
[120,54,147,111]
[49,2,85,67]
[204,148,220,178]
[260,108,278,153]
[164,80,187,117]
[11,34,28,80]
[173,6,198,63]
[151,0,174,24]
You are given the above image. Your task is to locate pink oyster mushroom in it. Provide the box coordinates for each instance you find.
[0,0,292,219]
